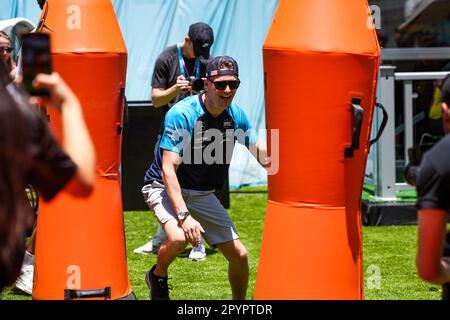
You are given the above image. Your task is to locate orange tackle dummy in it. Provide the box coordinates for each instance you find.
[33,0,133,300]
[255,0,380,299]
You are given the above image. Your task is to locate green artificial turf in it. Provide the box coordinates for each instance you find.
[362,225,440,300]
[125,191,266,300]
[0,188,442,300]
[362,184,417,203]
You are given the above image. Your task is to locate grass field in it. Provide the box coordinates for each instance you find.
[0,188,442,300]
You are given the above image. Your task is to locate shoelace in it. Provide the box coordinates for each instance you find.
[191,245,205,254]
[157,278,173,291]
[21,266,34,276]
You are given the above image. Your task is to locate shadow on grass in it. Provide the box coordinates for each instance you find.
[177,248,219,259]
[4,287,32,298]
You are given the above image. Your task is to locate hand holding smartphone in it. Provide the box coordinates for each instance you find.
[21,32,52,96]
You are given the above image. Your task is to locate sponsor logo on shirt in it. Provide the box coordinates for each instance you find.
[223,119,232,129]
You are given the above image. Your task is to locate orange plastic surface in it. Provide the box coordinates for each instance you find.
[33,0,131,300]
[34,179,130,300]
[38,0,126,53]
[255,0,380,299]
[255,202,362,299]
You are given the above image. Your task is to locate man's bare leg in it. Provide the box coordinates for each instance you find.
[153,219,188,277]
[215,239,249,300]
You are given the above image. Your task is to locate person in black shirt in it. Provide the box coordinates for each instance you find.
[0,64,95,293]
[151,22,213,113]
[442,73,450,110]
[135,23,214,260]
[416,75,450,284]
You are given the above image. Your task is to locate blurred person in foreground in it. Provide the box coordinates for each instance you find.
[416,75,450,284]
[12,0,51,295]
[0,63,95,294]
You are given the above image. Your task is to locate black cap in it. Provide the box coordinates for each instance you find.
[206,56,239,78]
[37,0,46,10]
[188,22,214,59]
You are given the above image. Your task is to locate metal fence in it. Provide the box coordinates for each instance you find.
[367,48,450,199]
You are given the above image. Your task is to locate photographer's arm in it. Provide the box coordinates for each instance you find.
[151,75,190,108]
[31,73,96,196]
[416,208,450,284]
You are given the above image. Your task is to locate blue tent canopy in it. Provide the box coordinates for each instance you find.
[1,0,280,188]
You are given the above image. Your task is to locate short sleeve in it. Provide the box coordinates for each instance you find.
[232,106,257,147]
[416,162,441,210]
[159,105,193,154]
[27,116,77,201]
[416,154,450,211]
[151,54,169,89]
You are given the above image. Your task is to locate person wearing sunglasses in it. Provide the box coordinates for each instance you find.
[135,23,215,261]
[0,31,16,79]
[142,56,268,300]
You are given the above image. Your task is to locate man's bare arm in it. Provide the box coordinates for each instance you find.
[161,149,204,245]
[416,208,450,284]
[152,75,190,108]
[161,150,187,213]
[249,139,269,168]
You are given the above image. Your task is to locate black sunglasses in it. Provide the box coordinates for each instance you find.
[1,47,13,53]
[208,79,241,90]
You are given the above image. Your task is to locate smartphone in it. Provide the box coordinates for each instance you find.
[21,32,52,96]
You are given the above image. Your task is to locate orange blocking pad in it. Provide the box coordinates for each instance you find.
[33,0,132,300]
[34,179,131,300]
[48,52,127,175]
[255,201,362,300]
[263,50,379,206]
[255,0,380,299]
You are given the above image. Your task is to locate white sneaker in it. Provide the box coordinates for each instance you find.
[188,243,206,261]
[15,264,33,295]
[133,238,161,254]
